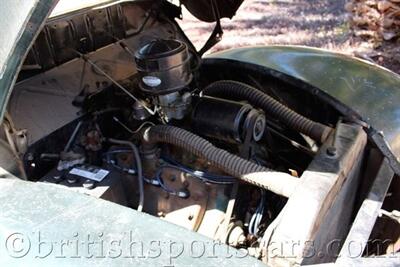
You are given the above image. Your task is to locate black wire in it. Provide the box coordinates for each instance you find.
[103,150,235,199]
[161,155,235,184]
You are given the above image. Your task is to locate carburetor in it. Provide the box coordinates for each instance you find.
[134,39,193,121]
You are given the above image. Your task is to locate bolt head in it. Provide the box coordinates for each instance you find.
[326,146,337,157]
[82,179,95,190]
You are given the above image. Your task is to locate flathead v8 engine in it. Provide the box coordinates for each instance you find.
[29,38,328,249]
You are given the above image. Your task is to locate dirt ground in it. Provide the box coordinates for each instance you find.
[178,0,400,73]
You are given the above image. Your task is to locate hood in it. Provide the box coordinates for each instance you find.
[181,0,244,22]
[49,0,245,22]
[0,0,243,123]
[0,0,57,123]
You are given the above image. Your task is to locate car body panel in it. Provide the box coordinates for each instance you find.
[0,0,57,124]
[181,0,244,22]
[208,46,400,159]
[0,175,265,266]
[49,0,117,18]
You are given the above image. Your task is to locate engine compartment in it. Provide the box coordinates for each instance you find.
[1,1,397,265]
[8,35,338,262]
[21,37,317,243]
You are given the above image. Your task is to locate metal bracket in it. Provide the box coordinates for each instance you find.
[198,0,223,56]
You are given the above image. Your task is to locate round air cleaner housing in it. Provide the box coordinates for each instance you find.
[135,39,192,95]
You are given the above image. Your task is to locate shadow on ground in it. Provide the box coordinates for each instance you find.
[179,0,364,54]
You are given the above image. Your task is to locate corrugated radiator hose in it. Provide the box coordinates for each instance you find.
[142,125,299,198]
[202,80,332,143]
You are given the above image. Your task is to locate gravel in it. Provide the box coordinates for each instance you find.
[179,0,400,72]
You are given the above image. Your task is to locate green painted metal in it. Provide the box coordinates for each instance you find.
[0,0,58,123]
[0,178,265,266]
[208,46,400,159]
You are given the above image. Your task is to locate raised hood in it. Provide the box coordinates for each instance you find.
[181,0,244,22]
[0,0,57,123]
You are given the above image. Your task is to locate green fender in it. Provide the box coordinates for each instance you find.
[208,46,400,160]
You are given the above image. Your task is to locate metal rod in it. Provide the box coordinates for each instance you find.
[78,59,87,92]
[64,121,83,152]
[118,41,136,57]
[73,50,156,115]
[108,138,144,212]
